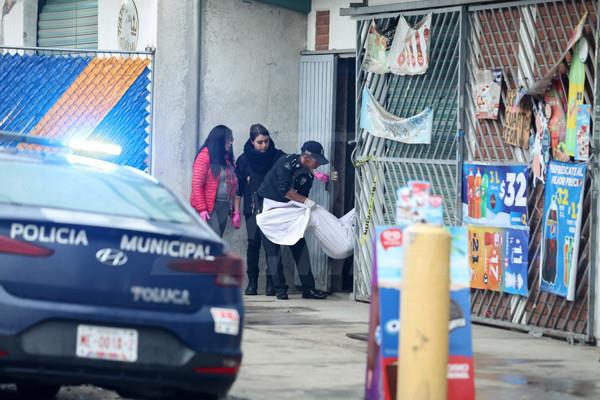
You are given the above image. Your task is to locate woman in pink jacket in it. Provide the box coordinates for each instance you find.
[190,125,240,236]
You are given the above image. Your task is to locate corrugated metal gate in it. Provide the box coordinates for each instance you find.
[38,0,99,49]
[0,46,154,172]
[298,54,337,291]
[353,0,598,342]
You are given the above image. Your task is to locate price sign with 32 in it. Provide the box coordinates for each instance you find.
[462,163,529,228]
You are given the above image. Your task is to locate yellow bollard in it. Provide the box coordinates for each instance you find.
[397,223,451,400]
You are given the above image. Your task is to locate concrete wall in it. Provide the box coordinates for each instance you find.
[199,0,307,157]
[152,0,200,200]
[98,0,157,51]
[307,0,355,51]
[0,0,37,47]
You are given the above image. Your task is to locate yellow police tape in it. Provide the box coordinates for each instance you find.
[360,176,377,246]
[353,155,374,169]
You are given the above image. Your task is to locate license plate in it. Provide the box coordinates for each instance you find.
[76,325,138,363]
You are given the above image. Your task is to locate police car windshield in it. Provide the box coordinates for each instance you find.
[0,160,192,224]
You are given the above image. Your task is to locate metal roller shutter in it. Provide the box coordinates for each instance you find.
[37,0,98,49]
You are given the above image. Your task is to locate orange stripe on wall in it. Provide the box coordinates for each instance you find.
[29,57,150,139]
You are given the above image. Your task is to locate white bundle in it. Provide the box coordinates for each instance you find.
[257,199,355,259]
[306,207,355,259]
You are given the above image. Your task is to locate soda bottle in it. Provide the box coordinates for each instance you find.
[474,169,482,219]
[467,169,475,218]
[543,196,558,284]
[481,171,489,218]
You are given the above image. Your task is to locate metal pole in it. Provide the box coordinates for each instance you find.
[456,6,468,225]
[397,224,451,399]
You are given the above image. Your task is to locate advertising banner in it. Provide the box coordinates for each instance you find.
[530,100,551,187]
[360,87,433,144]
[364,244,382,400]
[541,161,586,300]
[468,226,529,296]
[387,14,431,76]
[462,163,529,227]
[375,225,474,400]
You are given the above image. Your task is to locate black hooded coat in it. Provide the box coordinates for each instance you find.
[235,138,285,215]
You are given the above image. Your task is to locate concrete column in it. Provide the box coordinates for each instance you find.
[22,0,37,46]
[152,0,201,199]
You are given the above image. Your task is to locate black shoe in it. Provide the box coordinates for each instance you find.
[302,289,327,299]
[245,276,258,296]
[276,293,289,300]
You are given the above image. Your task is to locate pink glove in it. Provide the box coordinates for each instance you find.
[314,171,329,184]
[232,211,241,230]
[199,211,210,222]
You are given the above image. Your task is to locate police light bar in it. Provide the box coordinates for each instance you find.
[68,139,122,156]
[0,131,121,157]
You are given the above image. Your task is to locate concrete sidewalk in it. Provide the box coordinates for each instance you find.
[229,294,600,399]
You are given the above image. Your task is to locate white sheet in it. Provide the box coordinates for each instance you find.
[256,199,355,259]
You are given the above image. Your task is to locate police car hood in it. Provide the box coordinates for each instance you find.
[0,205,236,312]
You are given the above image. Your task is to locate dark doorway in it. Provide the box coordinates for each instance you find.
[331,56,356,293]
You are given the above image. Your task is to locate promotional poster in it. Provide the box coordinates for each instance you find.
[462,163,529,228]
[474,68,502,120]
[468,226,529,296]
[540,161,586,300]
[575,104,591,161]
[374,226,474,400]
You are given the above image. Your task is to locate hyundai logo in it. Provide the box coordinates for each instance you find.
[96,248,128,267]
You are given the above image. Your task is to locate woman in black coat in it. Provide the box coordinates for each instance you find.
[234,124,286,295]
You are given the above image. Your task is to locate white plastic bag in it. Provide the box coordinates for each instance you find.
[387,14,431,76]
[362,21,390,74]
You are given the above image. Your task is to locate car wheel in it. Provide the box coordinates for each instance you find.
[16,382,61,399]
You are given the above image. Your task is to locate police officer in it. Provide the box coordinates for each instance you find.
[257,141,329,300]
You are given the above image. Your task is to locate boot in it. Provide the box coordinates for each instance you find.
[265,275,275,296]
[245,274,258,295]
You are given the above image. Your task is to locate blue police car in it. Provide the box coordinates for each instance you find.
[0,133,243,399]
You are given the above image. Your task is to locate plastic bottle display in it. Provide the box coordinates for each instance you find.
[481,171,489,218]
[543,197,558,284]
[474,169,482,219]
[467,169,475,217]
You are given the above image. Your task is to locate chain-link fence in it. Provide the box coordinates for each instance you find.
[0,46,154,171]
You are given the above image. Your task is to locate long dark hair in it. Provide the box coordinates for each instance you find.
[200,125,234,177]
